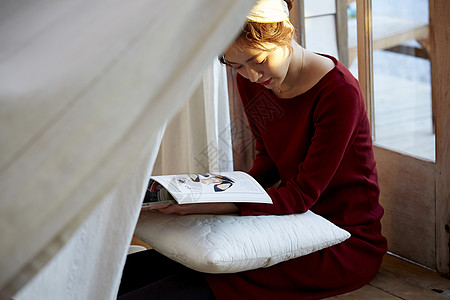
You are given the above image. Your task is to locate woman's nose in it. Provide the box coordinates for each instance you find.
[247,67,262,83]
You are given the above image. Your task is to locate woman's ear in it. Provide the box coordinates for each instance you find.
[283,20,294,30]
[283,20,295,40]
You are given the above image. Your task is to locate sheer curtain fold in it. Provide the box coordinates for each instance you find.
[0,0,255,298]
[153,59,234,175]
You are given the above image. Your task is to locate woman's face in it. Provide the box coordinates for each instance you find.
[224,41,291,91]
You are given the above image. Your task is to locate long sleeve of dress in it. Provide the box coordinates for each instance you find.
[268,84,363,214]
[235,75,280,189]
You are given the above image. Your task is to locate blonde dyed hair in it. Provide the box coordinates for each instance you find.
[220,0,295,66]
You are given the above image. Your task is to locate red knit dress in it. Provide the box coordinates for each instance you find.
[205,55,388,299]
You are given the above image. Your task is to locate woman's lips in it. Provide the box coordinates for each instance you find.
[260,78,272,86]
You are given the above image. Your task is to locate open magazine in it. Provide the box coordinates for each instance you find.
[142,171,272,208]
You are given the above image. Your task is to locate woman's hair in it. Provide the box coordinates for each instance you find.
[220,0,294,66]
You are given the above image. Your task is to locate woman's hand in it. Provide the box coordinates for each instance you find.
[156,203,239,215]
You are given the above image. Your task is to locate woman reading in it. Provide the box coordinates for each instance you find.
[118,0,387,299]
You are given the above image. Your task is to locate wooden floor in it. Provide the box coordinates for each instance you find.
[131,236,450,299]
[329,253,450,299]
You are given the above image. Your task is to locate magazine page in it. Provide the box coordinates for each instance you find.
[142,179,177,209]
[148,171,272,205]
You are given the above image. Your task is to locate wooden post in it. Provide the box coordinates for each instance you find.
[336,0,349,67]
[290,0,305,46]
[356,0,375,136]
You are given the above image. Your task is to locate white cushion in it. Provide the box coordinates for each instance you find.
[135,210,350,273]
[127,245,147,255]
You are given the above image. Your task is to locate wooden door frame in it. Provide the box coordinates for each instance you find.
[356,0,449,276]
[430,0,450,276]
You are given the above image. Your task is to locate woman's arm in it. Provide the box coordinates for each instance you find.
[237,83,366,216]
[237,74,281,188]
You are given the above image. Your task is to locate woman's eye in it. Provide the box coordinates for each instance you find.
[257,59,267,65]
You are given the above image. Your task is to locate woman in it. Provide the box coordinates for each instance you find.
[118,0,387,299]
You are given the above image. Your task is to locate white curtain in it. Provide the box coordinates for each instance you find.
[0,1,254,299]
[153,59,234,175]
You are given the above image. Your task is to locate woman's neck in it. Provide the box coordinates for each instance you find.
[274,41,306,97]
[274,42,335,99]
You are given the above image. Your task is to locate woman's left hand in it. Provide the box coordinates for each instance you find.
[156,203,239,215]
